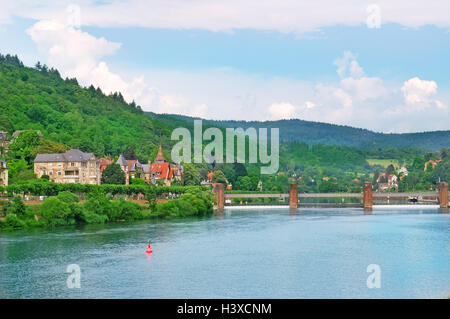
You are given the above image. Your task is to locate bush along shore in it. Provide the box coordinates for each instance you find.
[0,188,214,230]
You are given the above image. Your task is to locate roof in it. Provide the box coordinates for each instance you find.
[12,130,43,139]
[126,160,142,172]
[34,149,95,163]
[0,131,8,141]
[151,162,170,179]
[116,154,128,167]
[142,164,151,174]
[99,158,114,171]
[154,145,166,163]
[0,158,7,169]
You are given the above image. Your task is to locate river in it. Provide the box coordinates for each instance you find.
[0,206,449,298]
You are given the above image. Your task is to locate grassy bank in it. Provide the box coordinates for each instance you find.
[0,188,214,230]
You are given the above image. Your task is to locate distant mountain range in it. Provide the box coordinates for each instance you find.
[147,113,450,150]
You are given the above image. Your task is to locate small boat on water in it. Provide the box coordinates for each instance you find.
[407,196,418,203]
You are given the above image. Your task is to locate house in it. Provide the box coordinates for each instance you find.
[34,149,101,185]
[0,131,9,155]
[99,157,114,172]
[398,167,408,176]
[0,158,8,187]
[142,145,183,186]
[377,173,398,190]
[116,155,143,185]
[424,160,441,171]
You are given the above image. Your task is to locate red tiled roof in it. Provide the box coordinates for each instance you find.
[151,162,169,179]
[99,158,114,172]
[126,160,139,172]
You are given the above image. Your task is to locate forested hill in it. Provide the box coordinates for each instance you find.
[147,113,450,150]
[0,54,173,161]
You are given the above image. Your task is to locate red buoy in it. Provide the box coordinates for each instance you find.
[146,243,153,254]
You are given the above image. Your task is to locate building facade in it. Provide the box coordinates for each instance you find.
[0,158,8,187]
[0,131,9,156]
[34,149,101,185]
[116,155,143,185]
[141,145,183,186]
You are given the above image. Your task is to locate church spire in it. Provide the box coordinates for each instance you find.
[155,144,166,163]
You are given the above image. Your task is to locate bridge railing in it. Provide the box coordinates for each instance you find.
[215,182,448,210]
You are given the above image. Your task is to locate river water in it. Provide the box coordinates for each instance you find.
[0,207,449,298]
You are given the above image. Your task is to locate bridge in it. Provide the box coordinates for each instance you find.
[214,182,449,210]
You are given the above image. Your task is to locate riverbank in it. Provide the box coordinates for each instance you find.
[0,188,214,231]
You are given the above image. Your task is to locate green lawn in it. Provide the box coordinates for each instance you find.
[366,159,400,168]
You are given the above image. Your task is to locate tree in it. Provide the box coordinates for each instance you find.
[233,163,247,179]
[212,170,227,184]
[131,177,146,185]
[182,163,200,186]
[101,164,126,185]
[8,130,42,164]
[123,147,138,160]
[386,164,395,175]
[32,139,68,157]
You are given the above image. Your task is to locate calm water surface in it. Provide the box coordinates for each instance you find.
[0,207,449,298]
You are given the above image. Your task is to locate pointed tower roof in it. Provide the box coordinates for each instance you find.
[116,154,128,167]
[155,145,167,163]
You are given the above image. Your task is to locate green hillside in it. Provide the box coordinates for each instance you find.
[0,54,172,161]
[147,113,450,150]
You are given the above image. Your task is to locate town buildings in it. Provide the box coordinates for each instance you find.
[116,146,182,186]
[377,173,398,190]
[116,155,143,185]
[0,158,8,187]
[34,149,101,185]
[143,146,183,186]
[424,160,441,171]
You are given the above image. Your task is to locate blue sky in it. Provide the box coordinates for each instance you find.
[0,1,449,133]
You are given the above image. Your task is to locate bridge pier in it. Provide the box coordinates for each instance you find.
[289,183,298,209]
[438,182,449,208]
[363,182,373,208]
[216,183,225,210]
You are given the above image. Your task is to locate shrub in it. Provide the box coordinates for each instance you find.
[4,214,26,228]
[39,197,74,226]
[57,191,80,204]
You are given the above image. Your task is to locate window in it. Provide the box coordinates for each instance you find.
[71,162,75,167]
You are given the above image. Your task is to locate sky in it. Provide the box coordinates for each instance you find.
[0,0,449,133]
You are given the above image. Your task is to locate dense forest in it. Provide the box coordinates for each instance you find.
[148,113,450,150]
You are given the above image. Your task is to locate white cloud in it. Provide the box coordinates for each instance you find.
[334,51,365,79]
[26,20,121,87]
[267,102,298,120]
[304,101,316,109]
[22,19,449,132]
[25,19,210,118]
[400,77,442,110]
[8,1,450,33]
